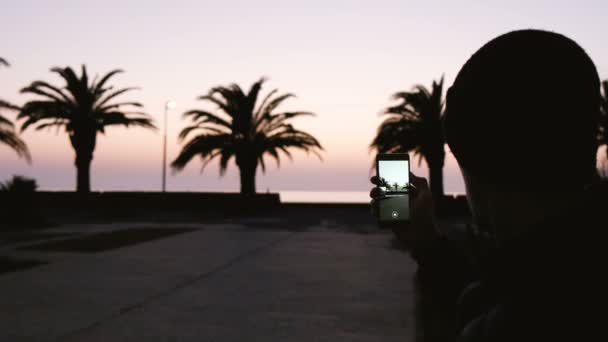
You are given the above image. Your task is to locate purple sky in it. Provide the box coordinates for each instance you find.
[1,0,607,193]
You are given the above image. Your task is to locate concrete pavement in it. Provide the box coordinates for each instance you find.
[0,224,417,342]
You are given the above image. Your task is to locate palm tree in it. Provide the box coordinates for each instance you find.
[172,77,323,195]
[371,76,445,203]
[378,177,390,190]
[597,80,608,179]
[17,65,156,193]
[599,81,608,154]
[0,58,29,160]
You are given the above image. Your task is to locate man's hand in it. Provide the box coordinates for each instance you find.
[370,173,440,251]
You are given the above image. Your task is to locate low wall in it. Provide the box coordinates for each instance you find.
[32,191,280,209]
[0,191,470,225]
[0,192,281,223]
[282,195,471,218]
[438,195,472,218]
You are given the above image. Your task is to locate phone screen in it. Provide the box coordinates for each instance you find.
[377,158,410,222]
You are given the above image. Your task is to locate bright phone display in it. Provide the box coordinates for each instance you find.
[376,154,410,223]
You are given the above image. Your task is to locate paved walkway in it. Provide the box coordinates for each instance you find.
[0,224,417,341]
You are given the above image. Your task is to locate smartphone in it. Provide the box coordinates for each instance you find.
[376,153,410,223]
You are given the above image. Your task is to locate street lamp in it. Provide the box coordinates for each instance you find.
[162,100,177,192]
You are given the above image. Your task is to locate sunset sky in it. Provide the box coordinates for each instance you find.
[1,0,607,193]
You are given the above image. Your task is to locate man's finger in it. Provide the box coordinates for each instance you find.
[370,187,377,199]
[370,175,379,185]
[370,187,385,199]
[370,198,378,216]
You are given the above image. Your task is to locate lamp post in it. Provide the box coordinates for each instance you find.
[162,100,177,192]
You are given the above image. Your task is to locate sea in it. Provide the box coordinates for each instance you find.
[279,191,370,203]
[279,191,464,203]
[38,189,463,203]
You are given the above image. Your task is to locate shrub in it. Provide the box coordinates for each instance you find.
[0,175,43,229]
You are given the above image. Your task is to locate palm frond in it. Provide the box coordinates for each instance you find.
[174,78,323,181]
[80,65,89,92]
[33,119,69,131]
[199,150,223,173]
[92,69,124,95]
[0,114,13,127]
[371,115,423,152]
[96,87,139,108]
[18,101,70,131]
[0,58,29,159]
[0,125,31,161]
[99,112,156,131]
[171,133,233,171]
[20,82,74,105]
[178,123,227,141]
[262,132,323,161]
[373,76,446,165]
[198,94,231,115]
[266,125,323,152]
[181,110,232,133]
[208,86,245,117]
[601,80,608,117]
[218,148,234,176]
[258,93,295,117]
[0,99,20,111]
[599,80,608,154]
[50,67,81,97]
[247,77,267,113]
[258,153,267,173]
[256,111,314,132]
[98,101,143,112]
[254,88,278,119]
[20,80,74,104]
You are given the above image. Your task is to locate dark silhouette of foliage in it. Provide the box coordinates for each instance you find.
[17,65,156,193]
[599,80,608,155]
[598,80,608,178]
[172,77,323,195]
[371,76,446,202]
[0,175,41,228]
[391,182,399,191]
[0,175,38,192]
[0,58,30,160]
[378,177,390,190]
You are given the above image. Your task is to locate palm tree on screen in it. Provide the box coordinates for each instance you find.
[371,76,445,203]
[171,77,323,195]
[0,58,30,160]
[378,177,390,190]
[17,65,156,193]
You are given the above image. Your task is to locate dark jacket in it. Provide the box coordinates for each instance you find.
[412,185,606,341]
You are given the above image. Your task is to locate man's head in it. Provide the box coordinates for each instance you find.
[444,30,601,237]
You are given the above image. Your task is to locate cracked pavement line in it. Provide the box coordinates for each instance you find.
[55,231,297,342]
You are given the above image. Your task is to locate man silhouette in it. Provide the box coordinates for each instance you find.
[371,29,605,341]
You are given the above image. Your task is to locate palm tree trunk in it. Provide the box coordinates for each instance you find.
[239,164,257,196]
[75,152,92,194]
[428,163,444,202]
[427,148,445,209]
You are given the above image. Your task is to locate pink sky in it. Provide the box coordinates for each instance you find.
[1,0,606,193]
